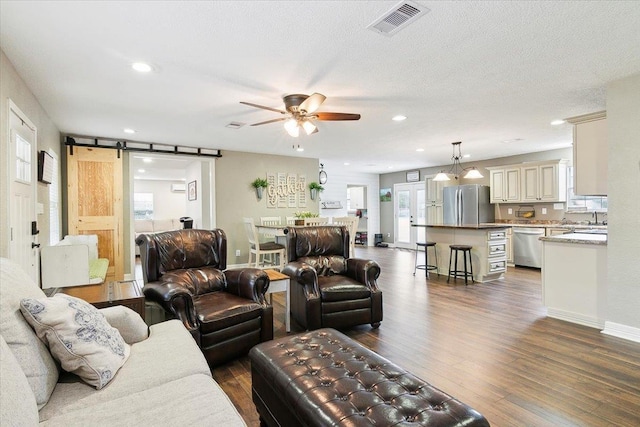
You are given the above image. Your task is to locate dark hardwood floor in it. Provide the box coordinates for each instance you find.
[204,246,639,426]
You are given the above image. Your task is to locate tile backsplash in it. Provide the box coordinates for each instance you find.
[495,203,607,224]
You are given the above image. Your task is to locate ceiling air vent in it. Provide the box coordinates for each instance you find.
[367,1,429,37]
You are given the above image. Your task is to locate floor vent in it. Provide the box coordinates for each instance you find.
[367,1,429,37]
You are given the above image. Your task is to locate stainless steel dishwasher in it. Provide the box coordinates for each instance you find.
[513,227,545,268]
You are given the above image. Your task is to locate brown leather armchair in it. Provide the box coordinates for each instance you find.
[136,229,273,367]
[283,226,382,331]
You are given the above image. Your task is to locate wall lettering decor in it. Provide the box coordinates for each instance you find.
[265,172,307,208]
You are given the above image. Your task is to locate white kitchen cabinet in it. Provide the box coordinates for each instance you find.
[348,186,365,209]
[487,160,567,203]
[565,111,607,196]
[489,167,520,203]
[506,228,514,265]
[425,204,443,225]
[424,176,450,225]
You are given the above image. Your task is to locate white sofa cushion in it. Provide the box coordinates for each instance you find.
[20,295,130,389]
[39,374,246,426]
[134,219,154,233]
[38,320,212,422]
[99,306,149,344]
[0,335,39,426]
[152,219,176,232]
[0,258,59,408]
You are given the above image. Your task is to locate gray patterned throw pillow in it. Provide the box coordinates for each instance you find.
[19,294,130,389]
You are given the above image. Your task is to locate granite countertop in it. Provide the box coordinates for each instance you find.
[487,222,607,230]
[540,233,607,246]
[425,224,511,230]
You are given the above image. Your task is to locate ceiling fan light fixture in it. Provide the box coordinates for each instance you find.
[302,120,316,135]
[433,171,451,181]
[284,119,299,137]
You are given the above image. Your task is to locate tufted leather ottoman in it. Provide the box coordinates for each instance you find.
[249,328,490,426]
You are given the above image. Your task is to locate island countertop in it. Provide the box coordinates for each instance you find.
[422,224,511,230]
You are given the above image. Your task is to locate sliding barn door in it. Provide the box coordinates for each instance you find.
[67,146,123,282]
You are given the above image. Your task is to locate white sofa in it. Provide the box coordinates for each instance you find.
[0,258,246,426]
[134,219,182,255]
[40,235,109,289]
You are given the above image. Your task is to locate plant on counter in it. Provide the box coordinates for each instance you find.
[251,178,269,200]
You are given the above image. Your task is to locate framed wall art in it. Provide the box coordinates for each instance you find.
[188,180,197,201]
[406,170,420,182]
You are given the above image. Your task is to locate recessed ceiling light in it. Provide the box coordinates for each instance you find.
[137,169,145,173]
[392,115,407,121]
[551,119,565,125]
[463,154,471,158]
[142,158,152,163]
[388,166,393,169]
[123,128,136,134]
[502,138,523,143]
[296,146,304,152]
[416,148,424,152]
[132,62,152,73]
[344,162,350,166]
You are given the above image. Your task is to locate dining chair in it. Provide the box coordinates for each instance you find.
[286,217,297,226]
[260,216,282,264]
[331,216,359,257]
[303,217,329,226]
[243,217,286,271]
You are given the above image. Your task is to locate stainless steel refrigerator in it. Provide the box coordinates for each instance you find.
[443,184,495,225]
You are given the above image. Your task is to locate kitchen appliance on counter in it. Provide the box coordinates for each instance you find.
[443,184,495,226]
[513,227,545,268]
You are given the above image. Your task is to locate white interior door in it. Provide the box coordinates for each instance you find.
[394,182,425,249]
[8,102,38,282]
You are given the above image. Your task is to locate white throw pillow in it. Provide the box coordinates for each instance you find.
[20,294,130,389]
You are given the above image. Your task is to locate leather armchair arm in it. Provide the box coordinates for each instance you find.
[283,261,320,299]
[346,258,381,292]
[142,281,198,332]
[224,268,270,304]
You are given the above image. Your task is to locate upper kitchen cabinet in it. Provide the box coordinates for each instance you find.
[565,111,607,196]
[425,175,450,204]
[487,160,568,203]
[521,161,567,202]
[488,167,520,203]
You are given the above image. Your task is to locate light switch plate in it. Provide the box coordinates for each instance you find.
[542,208,547,215]
[507,208,513,215]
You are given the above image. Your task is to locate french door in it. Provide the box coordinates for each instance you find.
[394,182,425,249]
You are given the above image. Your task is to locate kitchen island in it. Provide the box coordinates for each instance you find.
[424,224,510,282]
[540,232,607,329]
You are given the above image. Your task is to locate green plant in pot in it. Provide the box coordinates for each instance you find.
[308,181,324,200]
[251,178,269,200]
[294,211,319,225]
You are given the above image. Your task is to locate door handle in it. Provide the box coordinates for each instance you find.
[31,243,40,249]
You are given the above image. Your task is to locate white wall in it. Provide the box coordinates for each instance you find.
[319,164,380,245]
[605,72,640,339]
[134,179,187,220]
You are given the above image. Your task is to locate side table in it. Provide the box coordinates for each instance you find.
[264,269,290,332]
[53,280,145,321]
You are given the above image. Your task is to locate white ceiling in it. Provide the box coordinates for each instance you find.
[2,1,639,175]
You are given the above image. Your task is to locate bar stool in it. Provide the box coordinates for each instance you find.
[414,242,438,277]
[447,245,474,285]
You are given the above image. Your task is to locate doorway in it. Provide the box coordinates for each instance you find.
[7,101,38,282]
[394,182,425,250]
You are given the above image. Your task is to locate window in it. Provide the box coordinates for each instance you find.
[48,149,60,245]
[566,167,607,212]
[15,133,31,183]
[133,193,154,219]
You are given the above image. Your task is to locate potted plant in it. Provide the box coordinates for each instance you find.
[251,178,269,200]
[308,181,324,200]
[294,211,319,225]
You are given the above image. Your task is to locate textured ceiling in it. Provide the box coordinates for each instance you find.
[1,1,639,175]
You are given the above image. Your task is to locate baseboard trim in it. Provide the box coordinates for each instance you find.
[546,308,604,329]
[602,321,640,343]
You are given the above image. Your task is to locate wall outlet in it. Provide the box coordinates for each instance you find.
[235,249,241,257]
[387,233,391,238]
[507,208,513,215]
[542,208,547,215]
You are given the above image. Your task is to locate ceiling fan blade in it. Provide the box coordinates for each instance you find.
[315,112,361,121]
[299,93,326,114]
[250,117,287,126]
[240,101,286,114]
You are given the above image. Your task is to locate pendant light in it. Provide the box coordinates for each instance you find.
[433,141,484,181]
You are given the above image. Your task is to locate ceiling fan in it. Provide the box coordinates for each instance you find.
[240,93,361,137]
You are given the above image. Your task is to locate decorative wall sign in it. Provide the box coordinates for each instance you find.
[406,170,420,182]
[265,172,307,208]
